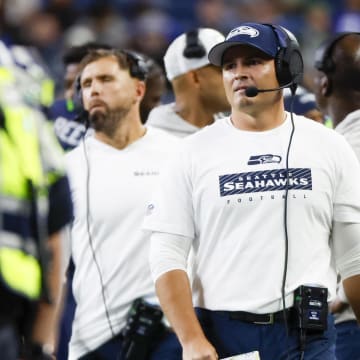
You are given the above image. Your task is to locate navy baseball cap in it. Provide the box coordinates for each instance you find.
[208,22,282,66]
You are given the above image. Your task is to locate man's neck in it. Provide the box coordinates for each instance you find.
[328,95,360,128]
[231,105,287,131]
[174,97,215,129]
[95,117,146,150]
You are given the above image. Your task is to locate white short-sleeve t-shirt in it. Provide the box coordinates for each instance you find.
[66,127,178,359]
[144,114,360,313]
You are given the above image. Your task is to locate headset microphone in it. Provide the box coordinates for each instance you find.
[245,81,294,97]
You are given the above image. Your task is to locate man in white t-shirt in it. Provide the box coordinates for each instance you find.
[314,31,360,360]
[147,28,230,290]
[144,22,360,360]
[146,28,230,137]
[65,49,178,360]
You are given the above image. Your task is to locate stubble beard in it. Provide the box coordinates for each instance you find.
[90,104,131,138]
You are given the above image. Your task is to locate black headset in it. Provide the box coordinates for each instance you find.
[314,32,360,96]
[74,49,148,110]
[183,29,206,58]
[266,24,304,89]
[124,49,149,81]
[314,32,360,73]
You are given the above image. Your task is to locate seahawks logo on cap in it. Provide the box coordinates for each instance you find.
[227,26,259,40]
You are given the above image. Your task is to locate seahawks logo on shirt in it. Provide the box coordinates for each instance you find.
[248,154,281,165]
[219,168,312,196]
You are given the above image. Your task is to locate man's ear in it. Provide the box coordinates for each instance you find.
[189,70,200,87]
[135,80,146,101]
[320,74,332,97]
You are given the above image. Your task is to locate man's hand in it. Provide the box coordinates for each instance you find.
[182,336,218,360]
[26,342,55,360]
[330,298,349,314]
[343,274,360,322]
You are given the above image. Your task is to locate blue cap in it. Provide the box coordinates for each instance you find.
[208,22,282,66]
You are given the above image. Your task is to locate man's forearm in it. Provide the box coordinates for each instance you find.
[156,269,205,345]
[343,274,360,322]
[156,269,219,360]
[31,231,62,348]
[150,234,217,358]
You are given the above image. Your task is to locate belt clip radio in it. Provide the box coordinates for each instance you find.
[121,298,165,360]
[294,284,328,332]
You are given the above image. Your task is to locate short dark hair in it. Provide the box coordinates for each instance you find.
[78,49,131,76]
[78,48,149,83]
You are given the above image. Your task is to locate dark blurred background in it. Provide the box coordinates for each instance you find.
[1,0,359,96]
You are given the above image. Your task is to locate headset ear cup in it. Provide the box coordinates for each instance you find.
[289,49,304,85]
[124,50,148,80]
[183,29,206,58]
[275,48,292,86]
[270,24,304,87]
[275,47,304,87]
[72,74,83,111]
[132,57,148,80]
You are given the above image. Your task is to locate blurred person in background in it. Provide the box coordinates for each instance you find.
[313,31,360,360]
[334,0,360,32]
[3,43,55,111]
[135,52,166,124]
[0,0,42,45]
[128,7,181,68]
[0,39,73,359]
[227,0,306,41]
[145,28,229,312]
[232,0,281,27]
[194,0,238,35]
[20,9,65,89]
[283,85,324,123]
[300,2,332,90]
[146,27,229,137]
[273,0,306,38]
[63,2,130,50]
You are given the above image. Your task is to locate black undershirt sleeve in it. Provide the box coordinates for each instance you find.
[47,175,73,235]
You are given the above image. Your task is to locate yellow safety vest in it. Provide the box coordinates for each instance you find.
[0,67,64,301]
